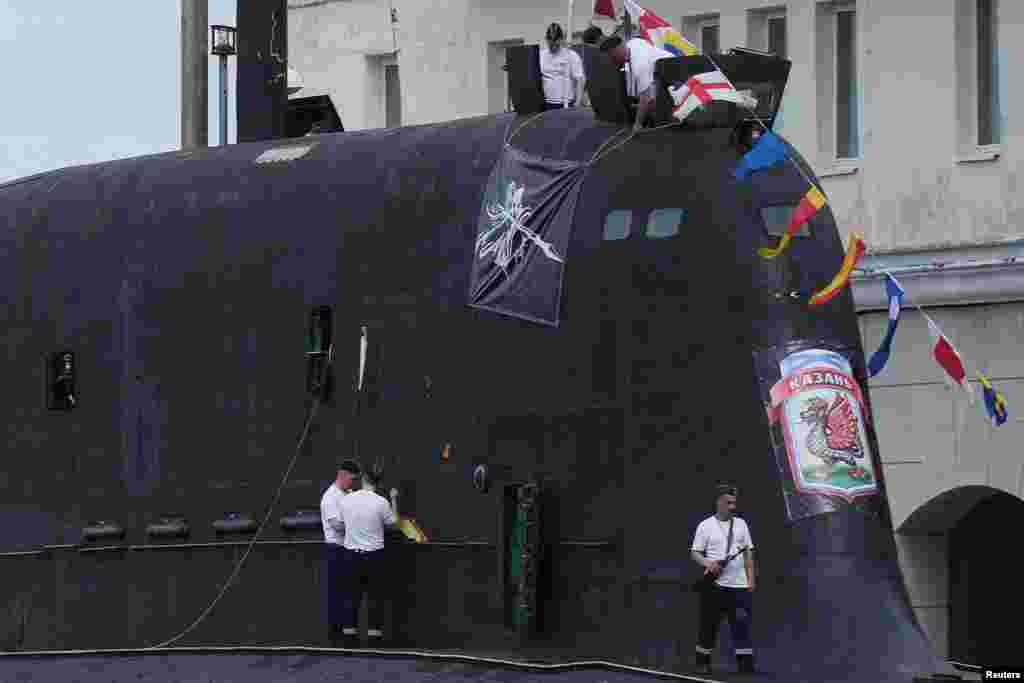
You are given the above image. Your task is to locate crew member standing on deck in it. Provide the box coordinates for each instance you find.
[540,22,585,110]
[691,484,756,675]
[321,459,361,645]
[338,466,400,647]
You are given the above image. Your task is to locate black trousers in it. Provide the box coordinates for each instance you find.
[696,585,754,659]
[341,548,388,634]
[324,544,348,631]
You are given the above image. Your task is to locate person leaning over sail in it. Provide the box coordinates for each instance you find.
[320,459,361,645]
[599,34,674,131]
[691,484,756,675]
[337,466,400,646]
[540,22,585,110]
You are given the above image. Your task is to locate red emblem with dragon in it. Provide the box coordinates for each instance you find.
[769,353,879,501]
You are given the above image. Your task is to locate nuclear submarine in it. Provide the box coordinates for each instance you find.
[0,47,953,683]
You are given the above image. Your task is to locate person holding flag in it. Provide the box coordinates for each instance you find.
[337,464,400,646]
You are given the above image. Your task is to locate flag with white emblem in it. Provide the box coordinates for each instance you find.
[468,145,588,326]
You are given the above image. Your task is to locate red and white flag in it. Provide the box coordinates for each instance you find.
[594,0,616,19]
[927,318,974,403]
[668,71,757,122]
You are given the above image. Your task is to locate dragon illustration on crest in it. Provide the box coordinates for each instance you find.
[798,392,872,481]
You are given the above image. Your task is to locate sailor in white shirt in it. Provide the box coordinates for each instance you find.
[337,466,399,645]
[320,459,360,642]
[600,35,675,131]
[691,484,757,675]
[539,23,585,110]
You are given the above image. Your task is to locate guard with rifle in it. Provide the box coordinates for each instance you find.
[690,484,756,675]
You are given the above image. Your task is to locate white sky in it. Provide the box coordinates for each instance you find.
[0,0,237,184]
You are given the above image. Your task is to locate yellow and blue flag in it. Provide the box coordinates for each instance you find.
[623,0,698,56]
[977,371,1008,426]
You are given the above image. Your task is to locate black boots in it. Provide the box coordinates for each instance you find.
[695,653,712,674]
[737,653,756,673]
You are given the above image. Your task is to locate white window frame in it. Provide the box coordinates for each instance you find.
[765,10,787,58]
[366,51,399,130]
[487,39,525,115]
[696,17,721,54]
[381,54,401,129]
[954,0,1002,162]
[746,7,787,58]
[831,4,859,161]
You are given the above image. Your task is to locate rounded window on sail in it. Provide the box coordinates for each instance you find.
[602,210,632,240]
[645,208,686,239]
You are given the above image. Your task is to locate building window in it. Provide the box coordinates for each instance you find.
[603,210,632,240]
[683,15,720,55]
[816,3,860,164]
[384,63,402,128]
[645,208,686,238]
[955,0,1002,154]
[701,22,720,55]
[747,9,787,59]
[487,39,524,114]
[768,15,787,58]
[976,0,999,145]
[835,9,859,159]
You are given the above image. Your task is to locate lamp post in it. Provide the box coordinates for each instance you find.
[210,25,237,146]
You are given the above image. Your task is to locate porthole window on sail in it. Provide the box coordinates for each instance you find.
[645,208,686,239]
[602,210,632,240]
[761,205,810,238]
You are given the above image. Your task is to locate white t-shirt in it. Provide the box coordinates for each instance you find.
[339,489,398,552]
[320,482,348,546]
[625,38,674,97]
[691,515,754,588]
[539,46,585,105]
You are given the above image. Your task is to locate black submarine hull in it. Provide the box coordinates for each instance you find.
[0,109,941,681]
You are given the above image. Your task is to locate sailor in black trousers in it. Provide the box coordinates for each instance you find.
[321,460,361,644]
[691,484,756,674]
[337,466,400,647]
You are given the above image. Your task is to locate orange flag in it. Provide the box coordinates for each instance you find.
[808,232,866,306]
[759,185,827,258]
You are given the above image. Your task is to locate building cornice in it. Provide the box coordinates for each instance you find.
[288,0,349,10]
[852,240,1024,311]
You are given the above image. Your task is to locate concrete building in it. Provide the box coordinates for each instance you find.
[288,0,1023,666]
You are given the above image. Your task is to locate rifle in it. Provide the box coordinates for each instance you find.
[692,545,750,593]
